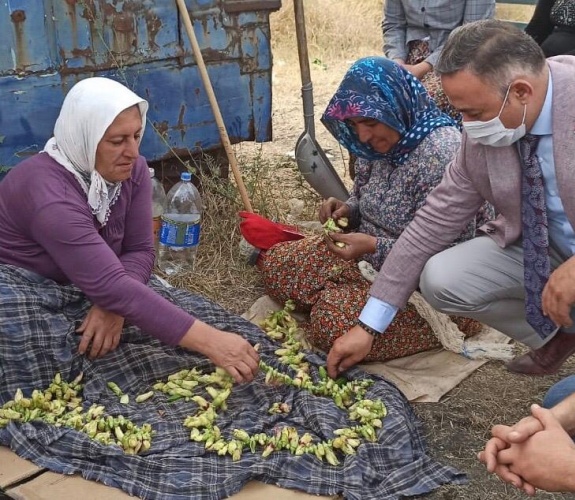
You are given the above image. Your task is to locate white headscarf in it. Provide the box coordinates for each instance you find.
[43,77,149,226]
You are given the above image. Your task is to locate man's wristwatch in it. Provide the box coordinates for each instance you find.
[357,319,381,337]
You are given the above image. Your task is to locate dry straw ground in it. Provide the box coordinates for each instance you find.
[171,2,575,498]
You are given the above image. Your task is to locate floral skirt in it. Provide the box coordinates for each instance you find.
[406,40,462,127]
[260,236,482,362]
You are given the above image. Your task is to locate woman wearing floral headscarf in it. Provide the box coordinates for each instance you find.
[0,77,259,383]
[261,57,493,362]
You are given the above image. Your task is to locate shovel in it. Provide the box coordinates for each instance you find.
[293,0,349,201]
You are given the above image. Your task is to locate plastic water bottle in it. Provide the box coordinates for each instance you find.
[158,172,202,275]
[150,168,167,266]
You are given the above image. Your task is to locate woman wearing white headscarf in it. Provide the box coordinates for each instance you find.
[0,77,258,383]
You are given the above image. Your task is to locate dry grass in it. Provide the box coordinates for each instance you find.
[161,151,321,313]
[271,0,383,64]
[496,3,536,23]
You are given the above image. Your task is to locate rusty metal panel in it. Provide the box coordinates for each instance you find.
[240,22,272,72]
[0,0,58,75]
[51,0,181,72]
[0,72,64,164]
[119,60,253,159]
[251,71,273,142]
[189,0,220,10]
[181,14,240,66]
[0,0,281,171]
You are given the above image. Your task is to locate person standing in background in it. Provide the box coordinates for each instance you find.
[526,0,575,56]
[382,0,495,123]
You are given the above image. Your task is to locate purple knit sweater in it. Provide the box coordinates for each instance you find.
[0,153,194,345]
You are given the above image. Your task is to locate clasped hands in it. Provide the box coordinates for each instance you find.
[478,404,575,495]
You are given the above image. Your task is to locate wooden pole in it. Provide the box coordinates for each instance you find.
[176,0,254,212]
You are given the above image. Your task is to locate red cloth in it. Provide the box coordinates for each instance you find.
[239,211,304,250]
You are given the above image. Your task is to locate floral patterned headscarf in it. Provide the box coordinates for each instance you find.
[321,56,455,164]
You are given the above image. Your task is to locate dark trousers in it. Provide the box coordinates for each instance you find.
[541,27,575,57]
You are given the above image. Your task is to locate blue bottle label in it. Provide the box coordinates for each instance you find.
[159,217,201,247]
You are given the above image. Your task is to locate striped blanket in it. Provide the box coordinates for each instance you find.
[0,264,466,499]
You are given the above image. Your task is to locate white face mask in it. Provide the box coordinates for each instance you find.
[462,84,527,147]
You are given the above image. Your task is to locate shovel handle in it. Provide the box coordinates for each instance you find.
[294,0,312,88]
[294,0,316,137]
[176,0,253,213]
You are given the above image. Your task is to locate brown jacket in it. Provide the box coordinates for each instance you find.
[370,56,575,307]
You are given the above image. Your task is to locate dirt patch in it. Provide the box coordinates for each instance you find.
[412,358,575,499]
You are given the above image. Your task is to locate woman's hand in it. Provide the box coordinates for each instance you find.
[77,305,124,359]
[326,325,374,378]
[180,320,260,384]
[325,232,377,261]
[319,197,350,224]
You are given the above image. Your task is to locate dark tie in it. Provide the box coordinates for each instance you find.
[519,134,556,338]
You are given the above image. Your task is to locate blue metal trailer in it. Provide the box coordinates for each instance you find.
[0,0,281,179]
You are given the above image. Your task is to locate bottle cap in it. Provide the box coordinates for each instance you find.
[181,172,192,182]
[149,167,155,178]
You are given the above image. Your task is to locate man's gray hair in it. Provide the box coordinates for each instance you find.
[435,19,546,95]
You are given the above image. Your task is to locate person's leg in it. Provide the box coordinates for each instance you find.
[420,236,544,347]
[420,236,575,374]
[308,269,481,362]
[543,375,575,408]
[308,277,444,361]
[260,235,357,311]
[540,29,575,57]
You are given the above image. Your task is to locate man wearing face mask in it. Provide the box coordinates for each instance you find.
[326,18,575,378]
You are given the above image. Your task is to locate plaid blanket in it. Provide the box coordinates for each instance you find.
[0,264,466,499]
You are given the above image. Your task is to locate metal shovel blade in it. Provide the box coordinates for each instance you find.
[295,131,349,200]
[292,0,349,202]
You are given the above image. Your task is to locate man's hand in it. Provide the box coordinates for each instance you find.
[497,404,575,494]
[180,321,260,384]
[326,325,374,378]
[479,413,545,494]
[502,414,545,444]
[325,232,376,261]
[402,61,433,80]
[77,305,124,359]
[542,256,575,328]
[319,197,350,224]
[478,434,533,493]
